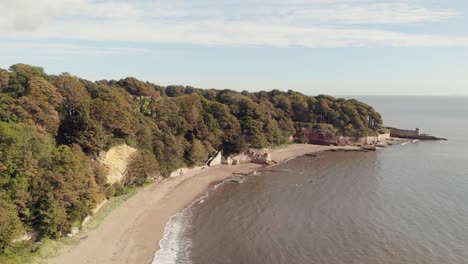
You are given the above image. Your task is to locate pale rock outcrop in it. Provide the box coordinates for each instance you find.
[98,144,137,184]
[231,153,251,164]
[207,151,222,167]
[248,149,273,164]
[222,156,233,165]
[224,148,273,165]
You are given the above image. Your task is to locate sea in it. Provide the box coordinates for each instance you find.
[153,96,468,264]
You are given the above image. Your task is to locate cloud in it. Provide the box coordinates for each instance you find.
[0,0,466,48]
[0,42,153,56]
[277,2,457,24]
[0,0,77,31]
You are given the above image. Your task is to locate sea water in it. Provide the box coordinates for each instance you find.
[154,96,468,264]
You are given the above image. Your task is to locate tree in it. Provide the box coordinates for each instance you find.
[124,149,159,186]
[188,139,208,166]
[0,192,24,252]
[0,122,53,224]
[19,96,61,135]
[8,64,47,92]
[74,120,110,154]
[18,77,63,135]
[53,74,95,148]
[30,145,102,237]
[27,77,63,107]
[272,94,293,116]
[117,77,154,98]
[0,94,29,122]
[0,69,9,90]
[53,73,91,117]
[165,85,185,97]
[4,72,25,98]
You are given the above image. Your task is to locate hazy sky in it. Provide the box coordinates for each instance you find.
[1,0,467,95]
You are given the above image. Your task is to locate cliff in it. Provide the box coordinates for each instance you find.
[98,144,137,184]
[298,128,390,146]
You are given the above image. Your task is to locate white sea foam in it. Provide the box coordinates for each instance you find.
[153,183,225,264]
[213,182,224,190]
[401,142,409,145]
[152,208,193,264]
[152,167,279,263]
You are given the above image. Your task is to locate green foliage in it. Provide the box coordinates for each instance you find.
[124,149,159,186]
[0,191,24,252]
[0,94,29,123]
[0,69,10,90]
[105,183,134,199]
[117,77,154,97]
[0,64,384,254]
[18,77,63,135]
[188,139,208,166]
[30,145,103,238]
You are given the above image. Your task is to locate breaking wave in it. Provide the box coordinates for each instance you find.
[152,207,193,264]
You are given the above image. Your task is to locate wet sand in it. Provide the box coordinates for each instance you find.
[48,144,357,264]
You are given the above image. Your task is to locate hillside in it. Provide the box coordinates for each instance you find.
[0,63,383,253]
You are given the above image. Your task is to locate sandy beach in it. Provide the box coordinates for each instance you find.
[47,144,357,264]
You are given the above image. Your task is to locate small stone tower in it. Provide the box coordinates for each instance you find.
[415,128,420,136]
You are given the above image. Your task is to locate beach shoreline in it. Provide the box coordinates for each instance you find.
[47,144,362,264]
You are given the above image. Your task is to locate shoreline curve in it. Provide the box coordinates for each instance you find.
[47,144,359,264]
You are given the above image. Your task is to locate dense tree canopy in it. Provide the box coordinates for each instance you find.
[0,64,383,252]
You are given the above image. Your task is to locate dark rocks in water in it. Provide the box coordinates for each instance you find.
[416,135,447,141]
[362,146,377,151]
[228,175,246,183]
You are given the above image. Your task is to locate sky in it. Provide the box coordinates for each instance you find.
[1,0,467,96]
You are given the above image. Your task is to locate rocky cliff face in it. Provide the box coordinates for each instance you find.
[300,128,337,145]
[98,144,137,184]
[299,128,390,146]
